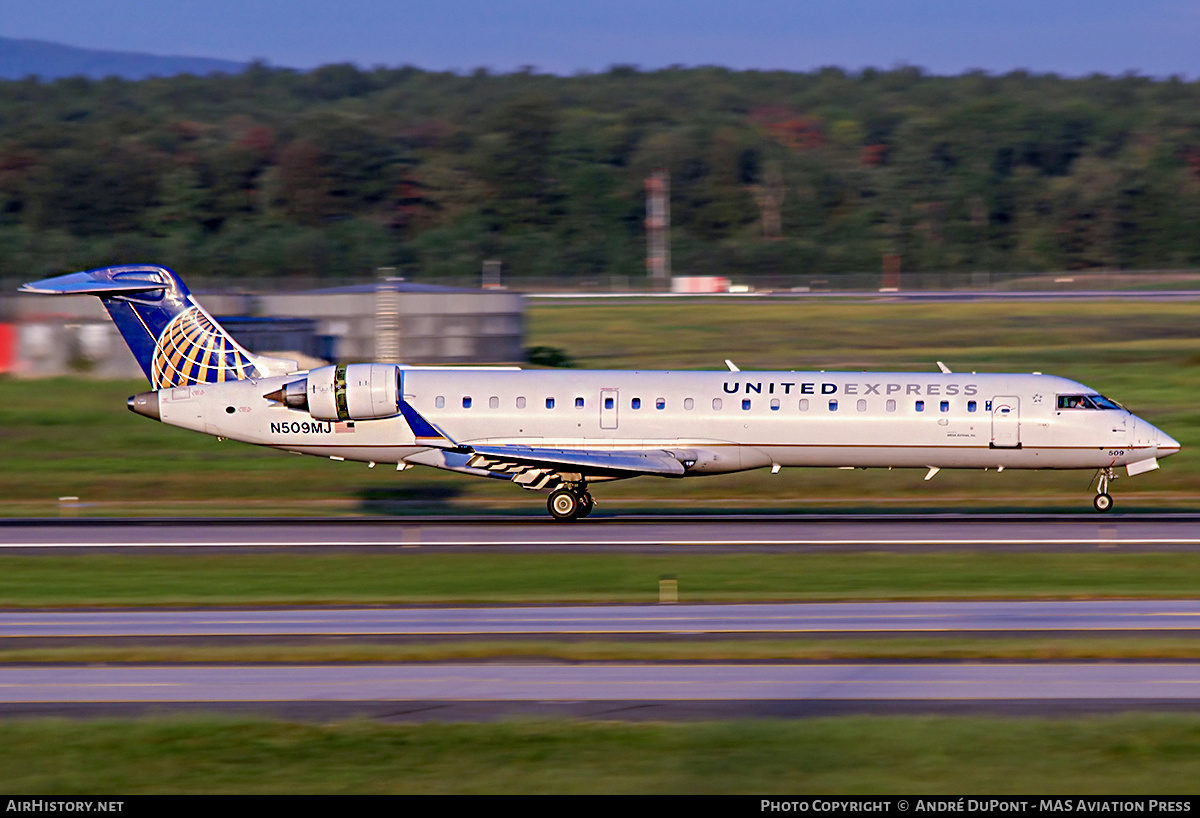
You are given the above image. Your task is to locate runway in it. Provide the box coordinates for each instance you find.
[4,600,1200,638]
[4,515,1200,719]
[2,663,1200,721]
[1,600,1199,719]
[7,662,1200,701]
[4,514,1200,552]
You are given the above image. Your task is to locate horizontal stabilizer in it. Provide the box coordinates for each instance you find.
[20,264,299,387]
[20,270,164,296]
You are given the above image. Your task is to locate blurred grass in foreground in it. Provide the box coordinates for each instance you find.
[2,297,1198,515]
[2,552,1200,606]
[2,715,1199,793]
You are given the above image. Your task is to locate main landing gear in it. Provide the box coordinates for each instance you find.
[1092,467,1117,513]
[547,485,595,521]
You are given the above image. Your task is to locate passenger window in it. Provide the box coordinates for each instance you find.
[632,398,641,409]
[435,396,445,409]
[489,396,499,409]
[712,398,723,410]
[886,399,896,412]
[915,401,925,412]
[462,397,472,409]
[604,397,614,410]
[656,398,665,410]
[857,399,867,412]
[545,398,555,409]
[516,397,526,409]
[829,399,838,411]
[967,400,976,413]
[940,401,949,412]
[684,398,694,410]
[770,398,780,411]
[799,398,809,411]
[575,397,584,408]
[742,399,751,410]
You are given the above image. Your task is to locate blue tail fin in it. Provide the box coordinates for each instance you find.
[20,265,296,388]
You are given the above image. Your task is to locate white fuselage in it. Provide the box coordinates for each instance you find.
[155,369,1179,479]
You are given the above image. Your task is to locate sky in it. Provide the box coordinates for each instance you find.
[0,0,1197,78]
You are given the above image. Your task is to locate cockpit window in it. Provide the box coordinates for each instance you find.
[1057,394,1122,410]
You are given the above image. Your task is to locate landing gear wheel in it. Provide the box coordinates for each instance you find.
[548,488,581,521]
[577,493,594,518]
[1092,468,1117,513]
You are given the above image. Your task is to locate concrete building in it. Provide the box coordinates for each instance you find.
[6,279,525,379]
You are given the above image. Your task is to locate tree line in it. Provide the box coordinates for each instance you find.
[0,62,1198,285]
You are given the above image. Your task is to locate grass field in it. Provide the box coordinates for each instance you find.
[3,549,1200,665]
[3,715,1200,793]
[1,296,1199,514]
[3,551,1200,607]
[2,296,1199,793]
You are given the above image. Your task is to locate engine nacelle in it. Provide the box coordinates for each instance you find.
[274,363,401,421]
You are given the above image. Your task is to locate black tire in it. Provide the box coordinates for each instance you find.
[548,488,581,521]
[1093,493,1114,513]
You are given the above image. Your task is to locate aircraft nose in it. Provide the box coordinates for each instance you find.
[1155,426,1181,458]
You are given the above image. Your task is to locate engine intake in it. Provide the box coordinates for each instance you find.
[268,363,401,421]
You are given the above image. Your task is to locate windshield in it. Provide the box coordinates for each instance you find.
[1057,394,1124,410]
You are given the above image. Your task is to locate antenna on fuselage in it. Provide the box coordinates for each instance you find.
[936,361,952,374]
[725,360,740,372]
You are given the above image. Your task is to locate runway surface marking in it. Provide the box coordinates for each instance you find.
[4,601,1200,637]
[2,663,1200,702]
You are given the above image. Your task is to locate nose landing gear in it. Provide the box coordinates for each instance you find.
[548,485,595,521]
[1092,467,1117,513]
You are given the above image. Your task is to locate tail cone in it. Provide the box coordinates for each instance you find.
[127,391,160,421]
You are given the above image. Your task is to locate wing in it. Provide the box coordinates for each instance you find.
[466,444,686,480]
[395,399,687,487]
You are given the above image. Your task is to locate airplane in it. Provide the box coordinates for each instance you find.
[20,264,1180,520]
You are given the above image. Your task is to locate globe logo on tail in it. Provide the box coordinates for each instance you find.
[151,306,258,388]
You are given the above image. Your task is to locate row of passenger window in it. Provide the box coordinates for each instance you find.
[435,396,626,409]
[725,398,979,413]
[434,395,980,413]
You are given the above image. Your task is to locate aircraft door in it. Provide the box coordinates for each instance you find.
[990,396,1021,448]
[599,388,619,430]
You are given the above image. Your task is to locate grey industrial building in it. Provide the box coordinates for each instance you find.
[6,278,525,379]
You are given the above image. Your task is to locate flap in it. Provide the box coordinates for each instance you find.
[466,444,686,477]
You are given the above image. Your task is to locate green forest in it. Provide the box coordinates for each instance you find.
[1,63,1199,285]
